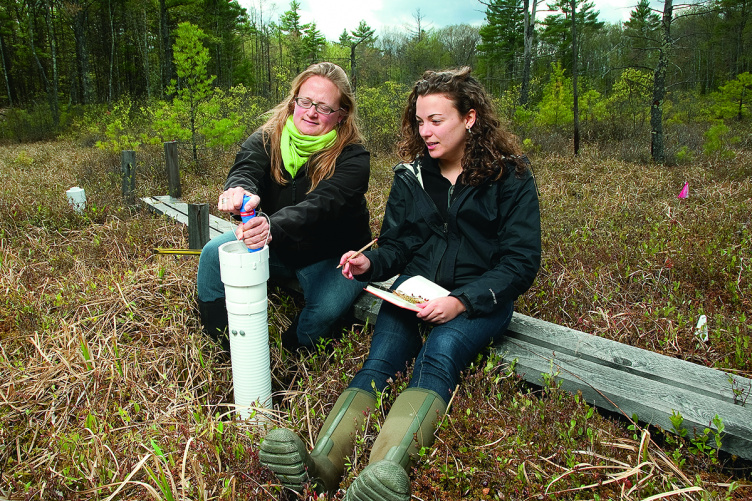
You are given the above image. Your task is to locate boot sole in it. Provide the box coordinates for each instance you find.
[259,428,309,492]
[344,460,410,501]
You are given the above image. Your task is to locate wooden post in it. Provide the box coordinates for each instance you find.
[188,203,210,249]
[121,150,136,205]
[164,141,181,199]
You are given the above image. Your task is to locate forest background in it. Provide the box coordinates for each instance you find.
[0,0,750,160]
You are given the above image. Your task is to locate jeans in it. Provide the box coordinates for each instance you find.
[197,231,366,346]
[349,276,515,403]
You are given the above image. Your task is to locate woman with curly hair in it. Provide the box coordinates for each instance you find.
[260,67,541,500]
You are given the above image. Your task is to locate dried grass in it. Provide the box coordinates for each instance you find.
[1,141,750,500]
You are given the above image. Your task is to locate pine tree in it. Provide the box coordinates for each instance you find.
[339,20,376,92]
[624,0,661,69]
[478,0,525,92]
[540,0,603,72]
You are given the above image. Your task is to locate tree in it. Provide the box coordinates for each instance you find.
[339,20,375,92]
[716,0,750,76]
[408,8,430,42]
[606,68,653,136]
[435,24,480,68]
[159,0,174,98]
[162,22,217,161]
[62,0,95,104]
[302,22,326,65]
[623,0,661,69]
[540,0,603,72]
[280,0,308,74]
[650,0,672,162]
[715,71,752,120]
[520,0,541,106]
[537,62,573,129]
[478,0,524,92]
[571,0,579,155]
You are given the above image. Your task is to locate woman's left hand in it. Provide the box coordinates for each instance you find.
[235,213,272,250]
[416,296,466,324]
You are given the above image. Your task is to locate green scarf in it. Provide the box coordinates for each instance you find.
[280,117,337,177]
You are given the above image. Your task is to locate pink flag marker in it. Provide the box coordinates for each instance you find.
[678,182,688,199]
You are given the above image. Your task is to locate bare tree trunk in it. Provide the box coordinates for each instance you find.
[520,0,538,106]
[72,2,94,104]
[0,33,12,107]
[571,0,579,155]
[108,0,115,103]
[733,0,748,75]
[350,44,357,92]
[651,0,672,163]
[28,4,57,121]
[159,0,173,97]
[44,0,59,127]
[142,10,151,99]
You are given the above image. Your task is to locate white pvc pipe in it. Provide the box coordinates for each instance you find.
[66,186,86,213]
[218,240,271,420]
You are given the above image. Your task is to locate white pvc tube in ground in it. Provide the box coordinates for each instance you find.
[218,240,271,420]
[66,186,86,213]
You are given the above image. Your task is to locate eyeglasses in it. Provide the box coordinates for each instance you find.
[294,97,341,115]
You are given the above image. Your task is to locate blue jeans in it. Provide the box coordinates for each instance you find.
[197,231,366,346]
[349,276,515,403]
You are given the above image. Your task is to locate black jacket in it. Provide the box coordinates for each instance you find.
[361,155,541,317]
[225,130,372,268]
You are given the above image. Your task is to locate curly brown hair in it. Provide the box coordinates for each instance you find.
[397,67,526,185]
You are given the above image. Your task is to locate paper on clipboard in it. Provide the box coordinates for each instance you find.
[365,275,450,312]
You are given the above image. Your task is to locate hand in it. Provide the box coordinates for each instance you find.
[416,296,466,324]
[219,187,260,215]
[235,213,271,250]
[339,251,371,280]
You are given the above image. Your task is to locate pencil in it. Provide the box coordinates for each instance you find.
[336,238,377,268]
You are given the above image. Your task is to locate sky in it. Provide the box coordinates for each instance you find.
[238,0,665,43]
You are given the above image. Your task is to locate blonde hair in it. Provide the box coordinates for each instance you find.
[262,62,364,191]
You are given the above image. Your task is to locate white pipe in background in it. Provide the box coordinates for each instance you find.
[66,186,86,213]
[218,240,271,420]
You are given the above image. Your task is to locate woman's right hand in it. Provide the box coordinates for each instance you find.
[218,187,259,215]
[340,251,371,280]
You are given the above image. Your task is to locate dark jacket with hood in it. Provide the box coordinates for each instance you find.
[360,155,541,317]
[225,129,372,268]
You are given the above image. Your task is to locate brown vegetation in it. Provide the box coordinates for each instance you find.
[0,140,750,500]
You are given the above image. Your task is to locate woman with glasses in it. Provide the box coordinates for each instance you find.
[196,62,371,352]
[259,67,541,500]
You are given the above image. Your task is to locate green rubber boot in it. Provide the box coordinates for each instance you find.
[344,388,448,501]
[260,388,376,495]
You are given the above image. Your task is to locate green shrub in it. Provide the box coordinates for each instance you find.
[675,145,694,164]
[357,81,410,154]
[703,121,739,159]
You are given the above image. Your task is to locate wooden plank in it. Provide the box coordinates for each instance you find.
[141,195,235,240]
[504,314,744,402]
[496,313,752,460]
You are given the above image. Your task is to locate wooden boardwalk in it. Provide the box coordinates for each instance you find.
[142,195,752,461]
[142,195,236,240]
